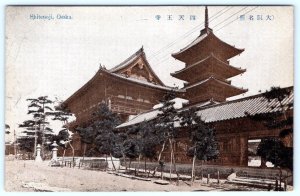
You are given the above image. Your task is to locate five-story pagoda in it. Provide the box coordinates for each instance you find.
[171,6,247,106]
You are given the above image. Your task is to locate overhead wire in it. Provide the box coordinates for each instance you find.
[150,6,259,67]
[147,6,231,60]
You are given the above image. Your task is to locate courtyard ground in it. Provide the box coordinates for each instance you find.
[4,159,277,192]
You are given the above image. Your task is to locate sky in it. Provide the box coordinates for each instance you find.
[5,6,293,141]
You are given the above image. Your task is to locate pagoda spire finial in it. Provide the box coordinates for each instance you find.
[205,6,209,29]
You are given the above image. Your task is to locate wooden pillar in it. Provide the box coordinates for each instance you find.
[239,136,248,166]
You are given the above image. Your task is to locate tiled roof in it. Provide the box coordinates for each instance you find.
[182,76,247,93]
[171,54,246,76]
[197,89,293,123]
[64,47,174,105]
[108,71,181,91]
[172,31,244,60]
[172,33,208,56]
[109,47,165,86]
[116,87,294,128]
[116,109,160,128]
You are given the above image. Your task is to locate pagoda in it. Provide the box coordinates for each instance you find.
[171,6,247,106]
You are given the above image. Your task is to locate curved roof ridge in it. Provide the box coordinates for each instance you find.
[109,47,144,72]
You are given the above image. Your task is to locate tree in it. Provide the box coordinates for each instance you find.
[5,124,10,134]
[76,126,97,159]
[79,102,122,170]
[244,87,293,190]
[179,107,219,183]
[51,128,74,163]
[138,121,161,174]
[17,136,35,159]
[257,137,292,170]
[155,89,179,180]
[47,101,75,162]
[245,87,293,169]
[19,96,54,158]
[123,137,141,170]
[123,120,163,175]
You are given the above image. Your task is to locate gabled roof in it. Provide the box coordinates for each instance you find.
[63,47,178,106]
[63,68,180,106]
[116,86,294,128]
[109,47,164,86]
[104,69,180,91]
[109,47,144,72]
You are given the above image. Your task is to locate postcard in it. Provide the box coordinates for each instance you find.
[5,5,293,192]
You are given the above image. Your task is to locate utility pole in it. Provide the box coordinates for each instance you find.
[14,129,17,159]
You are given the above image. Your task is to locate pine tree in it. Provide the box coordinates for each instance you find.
[76,126,97,160]
[78,102,122,170]
[5,124,10,134]
[124,121,159,175]
[245,86,293,190]
[245,87,293,171]
[137,120,162,174]
[155,89,179,180]
[19,96,54,159]
[179,107,219,183]
[47,99,75,163]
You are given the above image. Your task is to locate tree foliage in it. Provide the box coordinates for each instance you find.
[180,107,219,161]
[5,124,10,134]
[156,89,178,140]
[257,137,293,171]
[245,86,293,171]
[18,96,55,155]
[78,102,122,158]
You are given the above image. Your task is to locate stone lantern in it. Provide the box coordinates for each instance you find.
[51,141,59,161]
[35,144,42,162]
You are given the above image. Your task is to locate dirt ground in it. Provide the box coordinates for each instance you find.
[4,159,270,192]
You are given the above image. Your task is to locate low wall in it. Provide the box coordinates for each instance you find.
[57,156,120,170]
[125,161,292,183]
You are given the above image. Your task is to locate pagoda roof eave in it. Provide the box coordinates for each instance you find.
[182,76,248,95]
[172,31,244,61]
[171,54,246,80]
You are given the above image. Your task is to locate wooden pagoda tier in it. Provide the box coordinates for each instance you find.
[63,47,175,129]
[171,6,247,105]
[181,76,247,104]
[171,54,246,83]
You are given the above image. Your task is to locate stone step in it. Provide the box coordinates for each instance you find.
[227,177,285,190]
[234,176,276,184]
[226,180,272,189]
